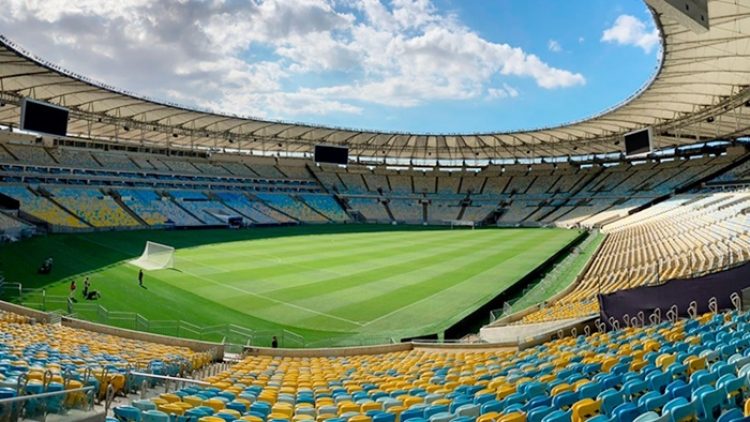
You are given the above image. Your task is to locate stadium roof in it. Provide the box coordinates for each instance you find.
[1,0,750,162]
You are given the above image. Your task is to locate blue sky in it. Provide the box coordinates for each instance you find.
[0,0,660,134]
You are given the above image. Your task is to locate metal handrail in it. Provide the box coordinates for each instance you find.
[0,386,94,404]
[128,371,211,386]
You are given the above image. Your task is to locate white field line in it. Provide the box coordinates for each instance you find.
[76,236,363,328]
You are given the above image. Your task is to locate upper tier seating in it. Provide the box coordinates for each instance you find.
[279,166,312,180]
[47,187,139,228]
[92,152,139,170]
[389,199,423,222]
[347,198,390,221]
[216,192,284,224]
[462,200,498,222]
[168,190,238,225]
[120,309,750,422]
[300,194,349,222]
[0,185,87,228]
[119,189,202,226]
[4,144,56,166]
[523,191,750,323]
[428,199,462,222]
[338,173,369,194]
[256,193,329,223]
[50,148,99,168]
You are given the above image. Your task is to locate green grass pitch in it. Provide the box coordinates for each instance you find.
[0,225,580,346]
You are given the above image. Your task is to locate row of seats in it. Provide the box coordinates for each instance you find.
[47,187,140,228]
[522,191,750,323]
[0,310,211,419]
[113,309,750,422]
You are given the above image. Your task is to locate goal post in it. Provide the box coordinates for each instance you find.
[129,241,175,270]
[448,220,476,229]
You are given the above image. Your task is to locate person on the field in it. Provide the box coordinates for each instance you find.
[271,336,278,348]
[69,279,76,298]
[82,277,90,298]
[138,269,144,287]
[86,290,101,300]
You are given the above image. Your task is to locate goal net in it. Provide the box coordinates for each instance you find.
[129,241,175,270]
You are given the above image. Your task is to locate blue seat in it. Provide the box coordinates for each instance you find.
[113,405,142,422]
[663,397,693,422]
[528,406,554,422]
[480,400,502,415]
[141,410,169,422]
[541,409,571,422]
[623,380,648,401]
[694,387,723,422]
[638,391,669,413]
[373,412,396,422]
[665,380,691,400]
[401,407,425,422]
[613,402,640,422]
[552,391,578,411]
[646,371,670,394]
[717,374,746,407]
[424,405,449,418]
[599,389,625,417]
[716,409,744,422]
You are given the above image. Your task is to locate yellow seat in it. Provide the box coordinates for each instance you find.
[242,416,265,422]
[218,409,242,419]
[572,399,601,422]
[269,413,291,421]
[160,393,181,403]
[158,403,185,415]
[477,412,500,422]
[198,417,227,422]
[202,398,225,412]
[361,402,382,413]
[184,396,204,407]
[349,416,372,422]
[497,413,525,422]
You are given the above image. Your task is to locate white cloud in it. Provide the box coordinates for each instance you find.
[487,84,519,99]
[601,14,660,53]
[548,39,562,53]
[0,0,587,121]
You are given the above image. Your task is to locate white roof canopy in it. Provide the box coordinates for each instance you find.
[1,0,750,160]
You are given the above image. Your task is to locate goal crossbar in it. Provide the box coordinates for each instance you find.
[129,241,175,270]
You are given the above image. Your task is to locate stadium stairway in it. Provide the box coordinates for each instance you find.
[108,189,150,226]
[167,191,211,225]
[250,194,300,224]
[382,200,397,223]
[295,196,335,223]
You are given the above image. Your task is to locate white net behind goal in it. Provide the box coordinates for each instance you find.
[129,241,175,270]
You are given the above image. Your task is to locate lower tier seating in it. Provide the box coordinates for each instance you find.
[116,309,750,422]
[523,191,750,324]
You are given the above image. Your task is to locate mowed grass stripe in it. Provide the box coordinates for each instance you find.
[178,229,473,279]
[301,230,573,328]
[180,229,484,292]
[254,230,516,305]
[357,230,579,333]
[0,225,581,345]
[288,230,553,319]
[180,229,430,264]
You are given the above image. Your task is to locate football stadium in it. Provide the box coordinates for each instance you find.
[3,0,750,420]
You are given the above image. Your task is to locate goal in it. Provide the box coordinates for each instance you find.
[129,241,175,270]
